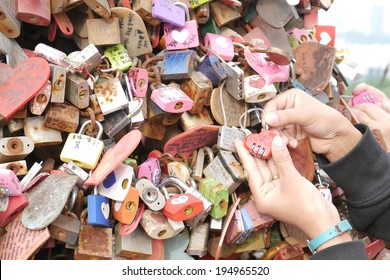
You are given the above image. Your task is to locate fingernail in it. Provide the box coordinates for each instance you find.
[265,112,278,124]
[273,135,283,147]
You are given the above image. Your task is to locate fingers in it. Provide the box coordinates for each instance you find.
[352,103,390,121]
[271,135,298,181]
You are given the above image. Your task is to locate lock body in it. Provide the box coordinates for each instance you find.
[186,221,209,257]
[44,103,80,133]
[70,44,103,73]
[225,62,244,100]
[49,214,81,245]
[104,44,132,72]
[94,77,129,115]
[180,71,212,114]
[196,55,227,87]
[152,0,185,27]
[0,194,28,227]
[243,75,277,103]
[140,209,175,240]
[0,169,22,196]
[128,68,148,98]
[242,200,275,231]
[217,126,246,154]
[65,73,90,109]
[235,208,254,244]
[204,33,234,61]
[50,64,67,103]
[28,81,51,116]
[87,193,110,227]
[101,109,131,140]
[160,50,196,81]
[199,177,228,219]
[225,209,244,244]
[75,224,112,260]
[113,187,139,224]
[151,86,193,113]
[115,224,152,259]
[135,179,165,211]
[0,137,34,163]
[138,158,161,186]
[133,0,161,26]
[162,193,204,221]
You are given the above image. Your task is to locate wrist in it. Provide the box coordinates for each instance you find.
[326,126,362,162]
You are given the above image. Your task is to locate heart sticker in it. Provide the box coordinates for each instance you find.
[0,57,50,120]
[114,201,122,212]
[248,76,266,89]
[101,202,110,220]
[319,31,331,45]
[215,36,229,48]
[172,29,189,44]
[170,195,189,205]
[244,130,276,159]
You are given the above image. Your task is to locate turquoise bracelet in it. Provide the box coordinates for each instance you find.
[307,220,352,253]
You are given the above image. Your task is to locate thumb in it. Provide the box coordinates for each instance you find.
[271,135,298,180]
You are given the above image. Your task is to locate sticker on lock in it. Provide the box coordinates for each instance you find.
[60,120,104,170]
[162,193,204,221]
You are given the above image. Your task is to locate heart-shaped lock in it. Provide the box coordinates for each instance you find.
[0,57,50,120]
[244,130,276,159]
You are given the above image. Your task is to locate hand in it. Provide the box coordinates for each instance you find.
[351,103,390,151]
[235,136,351,251]
[352,83,390,113]
[264,89,362,162]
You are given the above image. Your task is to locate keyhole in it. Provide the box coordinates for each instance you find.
[300,35,307,42]
[6,163,20,173]
[174,102,183,110]
[219,199,227,210]
[36,93,47,103]
[54,79,64,90]
[257,93,267,100]
[126,201,135,211]
[138,79,145,88]
[158,230,166,237]
[184,206,193,216]
[79,90,88,100]
[121,179,129,190]
[56,230,66,239]
[7,138,23,153]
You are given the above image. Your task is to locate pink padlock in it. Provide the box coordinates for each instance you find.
[128,68,148,98]
[288,28,312,44]
[151,85,193,113]
[204,33,234,62]
[352,92,379,106]
[138,158,161,187]
[0,194,29,227]
[163,2,199,50]
[244,47,289,85]
[0,169,23,196]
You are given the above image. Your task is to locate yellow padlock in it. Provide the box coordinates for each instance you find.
[60,120,104,170]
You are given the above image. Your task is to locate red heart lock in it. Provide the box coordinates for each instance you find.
[244,130,276,159]
[0,57,50,120]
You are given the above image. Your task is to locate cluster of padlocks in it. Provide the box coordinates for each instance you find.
[1,0,389,260]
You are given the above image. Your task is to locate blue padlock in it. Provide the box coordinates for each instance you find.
[87,187,110,227]
[196,55,227,87]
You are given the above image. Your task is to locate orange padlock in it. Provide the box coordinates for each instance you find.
[112,187,139,225]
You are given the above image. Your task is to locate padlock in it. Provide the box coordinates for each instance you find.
[180,71,213,114]
[242,199,275,231]
[94,77,129,115]
[160,49,197,81]
[167,161,191,183]
[128,68,148,98]
[352,91,379,106]
[138,158,161,186]
[209,0,241,27]
[50,64,66,103]
[239,108,276,160]
[0,194,28,227]
[49,212,81,246]
[7,119,24,134]
[180,108,214,131]
[16,0,51,26]
[198,177,229,219]
[101,109,131,140]
[65,73,90,109]
[112,186,139,225]
[158,176,212,228]
[217,125,246,154]
[204,33,234,62]
[159,181,204,222]
[60,161,89,190]
[70,44,102,73]
[243,75,277,103]
[98,163,134,202]
[164,2,199,50]
[0,137,34,163]
[87,187,110,227]
[74,208,112,260]
[0,160,28,176]
[224,62,244,100]
[122,75,145,130]
[83,0,111,18]
[203,150,245,195]
[225,209,244,244]
[0,169,22,196]
[186,221,210,257]
[140,209,176,240]
[152,0,185,27]
[89,94,105,122]
[60,120,104,170]
[192,146,214,182]
[44,103,80,133]
[196,55,227,87]
[236,205,254,244]
[24,116,62,146]
[133,0,161,26]
[0,0,21,39]
[135,178,165,211]
[151,84,194,114]
[115,223,152,260]
[104,44,132,72]
[195,2,210,24]
[28,81,51,116]
[210,217,223,232]
[288,28,312,45]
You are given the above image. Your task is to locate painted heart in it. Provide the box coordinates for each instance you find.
[172,29,189,44]
[319,31,331,45]
[215,36,229,48]
[114,201,122,212]
[248,76,266,89]
[170,195,189,205]
[0,57,50,119]
[101,202,110,220]
[244,130,276,159]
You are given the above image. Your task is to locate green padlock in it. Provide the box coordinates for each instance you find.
[199,177,228,219]
[104,44,132,72]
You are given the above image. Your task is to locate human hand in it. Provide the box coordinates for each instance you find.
[235,136,351,251]
[351,103,390,151]
[352,83,390,113]
[264,88,362,162]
